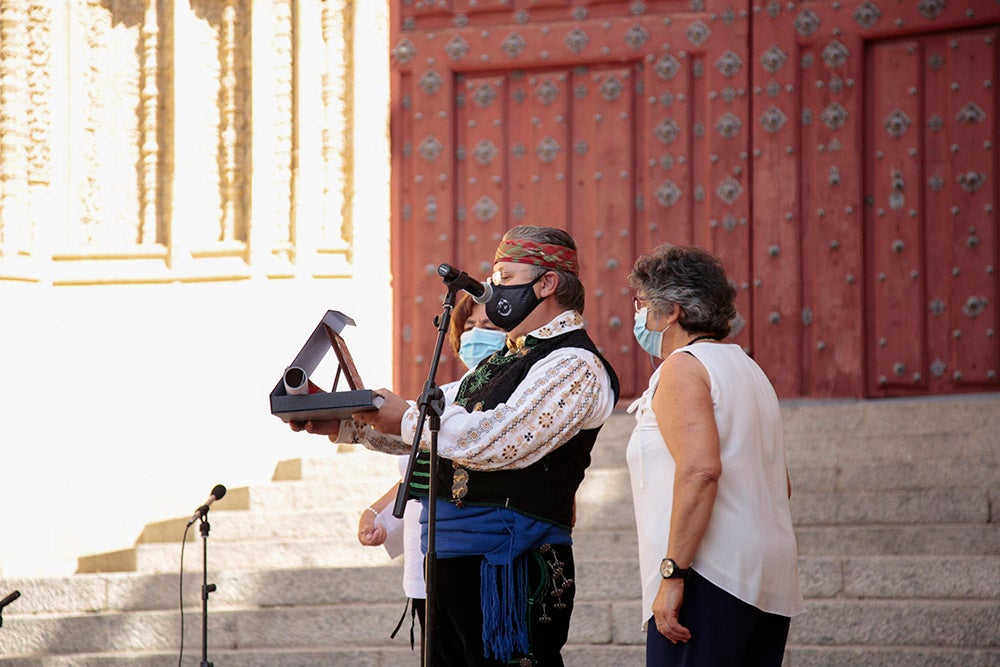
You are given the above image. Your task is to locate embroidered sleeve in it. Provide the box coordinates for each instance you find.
[400,348,615,471]
[337,419,412,455]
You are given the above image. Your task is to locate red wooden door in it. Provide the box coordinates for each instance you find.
[390,0,752,400]
[752,1,1000,397]
[865,27,999,396]
[390,0,1000,400]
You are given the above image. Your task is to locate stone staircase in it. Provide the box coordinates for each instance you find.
[0,394,997,666]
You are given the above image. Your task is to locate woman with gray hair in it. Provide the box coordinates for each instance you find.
[625,244,804,666]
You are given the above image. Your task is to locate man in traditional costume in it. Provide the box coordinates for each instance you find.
[291,225,619,666]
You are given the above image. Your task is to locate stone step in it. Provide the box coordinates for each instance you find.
[783,645,1000,667]
[4,644,1000,667]
[135,508,374,545]
[592,394,1000,467]
[790,488,990,526]
[608,598,1000,649]
[78,485,993,574]
[789,459,1000,493]
[0,599,629,657]
[787,599,1000,648]
[11,554,996,621]
[795,523,1000,556]
[270,449,404,482]
[0,644,649,666]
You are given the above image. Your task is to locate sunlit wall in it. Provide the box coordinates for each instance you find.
[0,0,393,577]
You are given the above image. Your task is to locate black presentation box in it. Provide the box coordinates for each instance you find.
[269,310,383,422]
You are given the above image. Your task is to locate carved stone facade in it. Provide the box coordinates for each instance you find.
[0,0,366,284]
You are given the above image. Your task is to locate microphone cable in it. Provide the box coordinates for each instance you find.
[177,520,193,667]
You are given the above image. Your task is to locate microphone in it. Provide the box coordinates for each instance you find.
[438,263,493,304]
[0,591,19,610]
[186,484,227,526]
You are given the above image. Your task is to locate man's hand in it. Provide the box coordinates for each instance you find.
[352,389,409,436]
[288,419,341,440]
[651,579,691,644]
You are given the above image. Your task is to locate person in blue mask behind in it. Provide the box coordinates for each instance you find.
[450,293,508,371]
[355,293,506,650]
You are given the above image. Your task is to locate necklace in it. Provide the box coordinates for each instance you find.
[687,334,720,345]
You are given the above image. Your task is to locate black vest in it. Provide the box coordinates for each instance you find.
[410,328,620,530]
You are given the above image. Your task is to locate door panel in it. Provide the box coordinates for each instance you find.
[866,28,999,395]
[391,1,1000,399]
[390,2,752,399]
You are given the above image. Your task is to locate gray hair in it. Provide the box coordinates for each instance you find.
[627,244,736,338]
[501,225,585,313]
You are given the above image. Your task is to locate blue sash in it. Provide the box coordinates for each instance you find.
[421,499,571,660]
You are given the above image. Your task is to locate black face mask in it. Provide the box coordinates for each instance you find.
[485,273,545,331]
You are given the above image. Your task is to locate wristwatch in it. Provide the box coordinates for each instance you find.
[659,558,690,580]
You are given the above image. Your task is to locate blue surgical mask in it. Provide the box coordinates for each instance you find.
[633,308,670,358]
[458,327,507,369]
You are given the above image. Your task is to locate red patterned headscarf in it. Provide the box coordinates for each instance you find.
[494,239,580,275]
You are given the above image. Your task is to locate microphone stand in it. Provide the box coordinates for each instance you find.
[394,286,456,667]
[198,511,217,667]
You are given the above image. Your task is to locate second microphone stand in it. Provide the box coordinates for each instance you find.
[394,287,457,667]
[197,511,217,667]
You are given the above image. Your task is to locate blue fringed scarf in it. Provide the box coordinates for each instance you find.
[421,499,570,661]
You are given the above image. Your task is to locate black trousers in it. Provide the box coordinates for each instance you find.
[645,569,791,667]
[428,543,575,667]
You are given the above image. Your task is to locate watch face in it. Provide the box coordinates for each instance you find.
[660,559,674,578]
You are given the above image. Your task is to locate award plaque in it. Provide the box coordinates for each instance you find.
[269,310,383,422]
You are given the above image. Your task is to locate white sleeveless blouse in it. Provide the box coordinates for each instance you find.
[626,342,805,627]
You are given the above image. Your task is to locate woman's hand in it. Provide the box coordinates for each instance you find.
[651,579,691,643]
[357,509,387,546]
